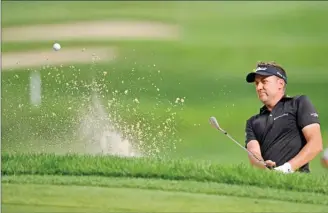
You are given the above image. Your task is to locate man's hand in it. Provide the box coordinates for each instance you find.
[265,160,276,169]
[273,162,294,174]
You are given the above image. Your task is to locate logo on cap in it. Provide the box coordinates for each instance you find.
[276,72,283,77]
[255,67,267,72]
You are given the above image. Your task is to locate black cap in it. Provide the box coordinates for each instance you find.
[246,66,287,84]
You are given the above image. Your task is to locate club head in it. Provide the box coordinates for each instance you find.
[209,116,221,130]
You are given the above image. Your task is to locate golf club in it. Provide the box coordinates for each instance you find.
[209,116,272,169]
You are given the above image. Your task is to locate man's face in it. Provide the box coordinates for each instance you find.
[254,75,284,104]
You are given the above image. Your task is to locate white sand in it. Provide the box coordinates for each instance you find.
[2,20,180,42]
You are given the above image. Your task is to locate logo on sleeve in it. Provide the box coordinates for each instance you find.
[310,113,319,118]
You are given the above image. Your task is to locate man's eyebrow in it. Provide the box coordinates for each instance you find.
[255,77,265,82]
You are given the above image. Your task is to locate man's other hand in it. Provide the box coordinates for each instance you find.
[273,162,294,174]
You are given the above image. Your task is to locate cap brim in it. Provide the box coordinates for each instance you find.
[246,71,273,83]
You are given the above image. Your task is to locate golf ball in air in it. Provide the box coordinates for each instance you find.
[53,43,61,51]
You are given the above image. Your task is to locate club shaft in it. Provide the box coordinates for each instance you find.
[209,116,268,167]
[223,132,266,165]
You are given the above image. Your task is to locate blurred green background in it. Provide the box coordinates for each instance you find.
[2,1,328,173]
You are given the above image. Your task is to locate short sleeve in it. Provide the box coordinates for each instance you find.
[296,95,320,129]
[245,118,257,147]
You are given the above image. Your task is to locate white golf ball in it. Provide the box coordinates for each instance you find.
[53,43,61,51]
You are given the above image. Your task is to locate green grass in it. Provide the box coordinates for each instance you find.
[2,154,328,212]
[2,153,328,194]
[3,2,326,27]
[3,175,328,206]
[3,183,328,212]
[3,184,327,212]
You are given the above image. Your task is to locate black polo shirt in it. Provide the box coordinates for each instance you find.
[245,95,320,172]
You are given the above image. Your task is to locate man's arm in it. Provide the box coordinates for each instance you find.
[288,95,323,171]
[245,118,267,169]
[246,140,267,169]
[288,123,323,171]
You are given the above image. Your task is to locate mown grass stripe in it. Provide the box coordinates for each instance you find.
[2,175,328,206]
[2,153,328,194]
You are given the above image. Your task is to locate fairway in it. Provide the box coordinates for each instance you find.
[2,176,328,212]
[3,184,326,212]
[2,1,328,212]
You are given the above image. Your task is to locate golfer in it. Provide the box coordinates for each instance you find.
[244,61,323,173]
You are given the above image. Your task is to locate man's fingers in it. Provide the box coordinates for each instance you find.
[265,160,276,168]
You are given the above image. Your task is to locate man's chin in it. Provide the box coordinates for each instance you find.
[258,96,268,103]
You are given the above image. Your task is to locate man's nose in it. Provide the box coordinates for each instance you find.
[256,82,263,90]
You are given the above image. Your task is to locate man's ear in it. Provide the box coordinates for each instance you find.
[278,78,285,89]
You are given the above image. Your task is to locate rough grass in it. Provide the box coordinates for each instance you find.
[2,153,328,195]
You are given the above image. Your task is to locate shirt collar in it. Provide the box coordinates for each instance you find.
[259,95,292,114]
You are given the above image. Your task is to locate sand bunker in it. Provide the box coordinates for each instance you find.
[2,20,180,42]
[2,47,116,70]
